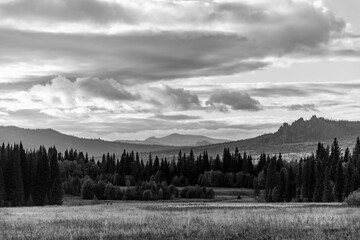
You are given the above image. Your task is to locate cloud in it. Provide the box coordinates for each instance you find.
[153,114,201,121]
[0,0,356,83]
[156,86,201,111]
[29,76,139,108]
[249,83,345,97]
[286,104,319,112]
[206,90,262,111]
[0,0,137,26]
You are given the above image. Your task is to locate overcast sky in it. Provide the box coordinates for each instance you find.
[1,0,360,141]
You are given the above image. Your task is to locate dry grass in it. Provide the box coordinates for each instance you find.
[0,200,359,240]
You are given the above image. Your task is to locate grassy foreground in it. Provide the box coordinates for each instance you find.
[0,198,359,240]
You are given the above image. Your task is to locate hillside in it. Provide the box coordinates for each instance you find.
[118,133,228,147]
[143,133,229,146]
[0,126,175,157]
[153,116,360,159]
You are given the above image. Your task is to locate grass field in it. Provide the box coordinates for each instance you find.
[1,193,359,240]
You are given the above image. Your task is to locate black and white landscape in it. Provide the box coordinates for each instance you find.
[1,0,360,239]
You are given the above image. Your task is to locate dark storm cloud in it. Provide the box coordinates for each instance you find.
[206,90,262,111]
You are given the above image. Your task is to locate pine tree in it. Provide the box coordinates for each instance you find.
[20,142,31,204]
[33,146,50,206]
[0,165,5,205]
[4,145,24,206]
[278,167,289,202]
[330,138,341,181]
[49,147,63,205]
[265,157,277,202]
[344,162,353,198]
[322,166,333,202]
[313,159,324,202]
[334,159,344,202]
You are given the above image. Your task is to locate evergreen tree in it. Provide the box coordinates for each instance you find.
[330,138,340,181]
[334,159,344,202]
[20,142,31,204]
[313,159,324,202]
[265,157,277,202]
[344,162,353,198]
[4,145,24,206]
[33,146,50,206]
[322,166,333,202]
[49,147,63,205]
[0,165,5,205]
[278,167,289,202]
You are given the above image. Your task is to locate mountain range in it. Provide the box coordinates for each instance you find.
[118,133,229,146]
[1,115,360,159]
[152,116,360,160]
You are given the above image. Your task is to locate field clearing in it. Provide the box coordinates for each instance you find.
[0,198,359,240]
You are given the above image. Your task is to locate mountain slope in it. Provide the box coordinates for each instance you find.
[0,126,175,157]
[143,133,229,146]
[153,116,360,159]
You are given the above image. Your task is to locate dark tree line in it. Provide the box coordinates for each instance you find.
[2,137,360,206]
[0,143,63,207]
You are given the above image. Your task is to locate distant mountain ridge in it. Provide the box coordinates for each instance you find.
[143,133,229,146]
[1,116,360,160]
[153,116,360,159]
[0,126,175,157]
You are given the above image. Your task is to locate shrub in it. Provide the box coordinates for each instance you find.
[81,179,94,200]
[93,181,106,200]
[168,184,178,199]
[143,190,153,201]
[345,189,360,207]
[124,187,136,200]
[104,183,116,200]
[271,187,280,202]
[206,188,215,199]
[114,186,123,200]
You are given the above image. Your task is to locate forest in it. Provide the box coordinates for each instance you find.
[1,137,360,206]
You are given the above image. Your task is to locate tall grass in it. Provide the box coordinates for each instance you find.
[0,202,359,239]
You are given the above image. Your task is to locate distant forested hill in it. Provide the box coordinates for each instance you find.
[0,126,175,157]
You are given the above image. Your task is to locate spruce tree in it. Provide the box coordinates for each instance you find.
[265,157,277,202]
[278,167,289,202]
[313,159,324,202]
[4,145,24,206]
[49,147,63,205]
[0,165,5,205]
[344,162,353,198]
[334,160,344,202]
[33,146,50,206]
[20,142,31,204]
[322,166,333,202]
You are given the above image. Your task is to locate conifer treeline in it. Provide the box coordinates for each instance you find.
[0,143,63,207]
[1,137,360,206]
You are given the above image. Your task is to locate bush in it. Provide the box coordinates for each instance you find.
[143,190,153,201]
[81,179,94,200]
[104,183,116,200]
[206,189,215,199]
[93,181,106,200]
[168,184,178,199]
[345,189,360,207]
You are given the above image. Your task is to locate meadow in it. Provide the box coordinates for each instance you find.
[0,193,359,240]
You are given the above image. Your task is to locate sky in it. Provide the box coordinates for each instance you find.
[0,0,360,141]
